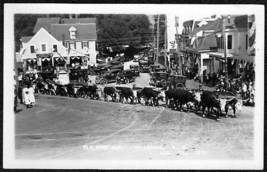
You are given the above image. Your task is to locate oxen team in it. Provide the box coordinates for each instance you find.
[34,80,245,121]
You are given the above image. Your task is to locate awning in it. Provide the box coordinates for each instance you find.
[54,57,65,61]
[70,56,81,60]
[209,52,254,63]
[27,58,37,63]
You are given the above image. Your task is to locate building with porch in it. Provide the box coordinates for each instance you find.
[180,17,219,82]
[209,15,255,78]
[20,27,69,73]
[50,23,97,68]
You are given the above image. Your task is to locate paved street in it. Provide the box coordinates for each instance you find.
[15,92,254,160]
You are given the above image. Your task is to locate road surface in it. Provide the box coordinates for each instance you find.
[15,94,254,160]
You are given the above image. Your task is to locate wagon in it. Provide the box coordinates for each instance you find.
[168,75,187,89]
[149,72,169,87]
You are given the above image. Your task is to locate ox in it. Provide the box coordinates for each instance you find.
[115,87,134,104]
[103,87,120,102]
[201,91,224,121]
[224,97,243,118]
[164,87,176,109]
[172,89,195,112]
[141,87,165,106]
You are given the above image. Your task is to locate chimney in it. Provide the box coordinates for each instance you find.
[75,14,79,19]
[69,14,72,19]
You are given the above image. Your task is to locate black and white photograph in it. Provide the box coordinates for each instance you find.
[3,4,264,169]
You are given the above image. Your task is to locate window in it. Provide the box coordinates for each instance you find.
[222,36,224,49]
[53,45,58,52]
[246,34,248,50]
[227,35,232,49]
[41,44,46,52]
[70,31,76,39]
[30,45,35,53]
[82,41,88,49]
[65,41,70,48]
[69,26,77,39]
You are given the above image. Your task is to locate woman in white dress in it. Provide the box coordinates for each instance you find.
[23,83,35,108]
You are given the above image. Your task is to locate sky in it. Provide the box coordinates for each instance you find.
[6,4,261,51]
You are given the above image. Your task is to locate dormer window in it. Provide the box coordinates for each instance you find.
[69,26,77,39]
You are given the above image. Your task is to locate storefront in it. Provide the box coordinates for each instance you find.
[36,53,53,72]
[24,58,37,72]
[54,57,66,67]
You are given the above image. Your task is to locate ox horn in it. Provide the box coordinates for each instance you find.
[212,95,220,101]
[242,97,250,102]
[227,97,235,102]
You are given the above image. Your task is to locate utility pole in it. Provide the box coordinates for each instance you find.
[175,16,182,74]
[153,36,156,62]
[156,14,160,64]
[223,17,228,80]
[164,14,167,67]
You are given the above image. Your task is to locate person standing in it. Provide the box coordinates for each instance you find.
[23,82,35,108]
[28,82,36,106]
[18,84,23,104]
[242,82,248,98]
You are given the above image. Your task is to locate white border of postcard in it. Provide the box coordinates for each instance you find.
[3,4,264,170]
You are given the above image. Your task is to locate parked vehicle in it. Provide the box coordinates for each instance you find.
[98,69,122,84]
[37,71,55,81]
[150,64,161,73]
[69,69,89,82]
[130,65,140,76]
[149,72,169,87]
[116,69,136,84]
[139,60,150,73]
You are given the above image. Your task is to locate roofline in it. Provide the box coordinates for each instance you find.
[51,23,96,26]
[60,39,97,41]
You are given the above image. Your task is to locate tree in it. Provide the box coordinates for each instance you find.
[14,14,153,58]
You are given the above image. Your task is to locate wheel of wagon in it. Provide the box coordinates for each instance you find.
[101,78,108,85]
[176,83,185,89]
[124,78,129,84]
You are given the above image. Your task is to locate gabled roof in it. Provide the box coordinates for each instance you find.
[234,15,248,31]
[214,15,248,33]
[20,36,33,43]
[204,19,221,31]
[51,23,97,41]
[183,20,194,27]
[61,18,97,24]
[190,20,216,35]
[197,34,217,51]
[33,18,60,33]
[21,27,65,56]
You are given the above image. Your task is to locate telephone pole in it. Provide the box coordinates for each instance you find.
[175,16,182,74]
[222,16,228,80]
[156,14,160,64]
[164,14,167,67]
